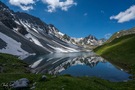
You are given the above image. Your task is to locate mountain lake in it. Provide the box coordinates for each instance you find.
[23,52,132,82]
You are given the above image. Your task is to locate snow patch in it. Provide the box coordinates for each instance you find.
[14,20,21,25]
[19,20,39,34]
[0,32,29,56]
[25,33,43,47]
[52,40,79,52]
[25,33,52,53]
[30,58,43,68]
[19,20,30,31]
[73,37,83,42]
[47,44,67,53]
[13,28,19,31]
[58,32,64,36]
[47,43,79,53]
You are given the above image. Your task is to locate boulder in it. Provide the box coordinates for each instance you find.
[40,75,47,81]
[12,78,29,89]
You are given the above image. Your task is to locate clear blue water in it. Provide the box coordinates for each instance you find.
[60,63,130,81]
[24,52,132,82]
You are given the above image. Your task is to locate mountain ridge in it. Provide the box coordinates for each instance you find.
[106,27,135,43]
[0,1,104,57]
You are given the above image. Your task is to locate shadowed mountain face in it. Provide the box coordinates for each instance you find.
[0,1,81,57]
[0,1,105,57]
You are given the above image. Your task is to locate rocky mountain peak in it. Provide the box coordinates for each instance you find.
[48,24,59,32]
[85,35,98,40]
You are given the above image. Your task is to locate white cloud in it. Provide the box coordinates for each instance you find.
[105,33,112,39]
[42,0,77,13]
[9,0,36,11]
[110,5,135,23]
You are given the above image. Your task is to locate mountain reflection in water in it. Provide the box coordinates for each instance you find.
[24,52,131,82]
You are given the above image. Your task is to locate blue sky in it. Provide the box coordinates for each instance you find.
[1,0,135,39]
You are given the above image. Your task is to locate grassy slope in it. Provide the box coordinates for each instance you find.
[94,34,135,74]
[0,53,29,73]
[0,53,135,90]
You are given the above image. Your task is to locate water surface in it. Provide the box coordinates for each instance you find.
[24,52,131,82]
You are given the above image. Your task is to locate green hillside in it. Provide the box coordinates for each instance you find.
[94,34,135,74]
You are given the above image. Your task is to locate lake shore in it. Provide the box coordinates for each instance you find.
[0,53,135,90]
